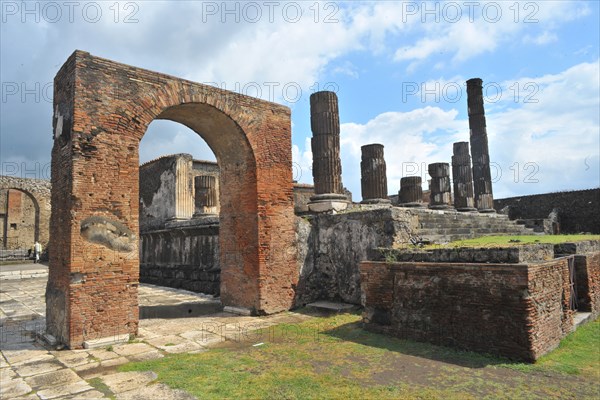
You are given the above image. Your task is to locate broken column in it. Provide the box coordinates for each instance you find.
[398,176,424,207]
[451,142,476,212]
[193,175,217,216]
[467,78,494,212]
[308,91,348,212]
[360,144,390,204]
[428,163,452,209]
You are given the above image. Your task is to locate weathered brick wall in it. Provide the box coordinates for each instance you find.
[360,258,574,361]
[0,176,51,250]
[140,222,219,295]
[573,253,600,315]
[525,258,573,360]
[494,188,600,233]
[48,50,296,348]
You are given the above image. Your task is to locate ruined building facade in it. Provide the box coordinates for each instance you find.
[0,176,51,253]
[138,153,315,294]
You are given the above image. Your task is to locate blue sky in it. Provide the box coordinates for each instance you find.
[1,1,598,199]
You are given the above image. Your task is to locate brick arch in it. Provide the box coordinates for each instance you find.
[0,176,51,248]
[47,50,297,348]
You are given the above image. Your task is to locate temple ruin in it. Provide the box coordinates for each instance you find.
[41,51,599,362]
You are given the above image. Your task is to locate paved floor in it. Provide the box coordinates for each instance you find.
[0,266,312,399]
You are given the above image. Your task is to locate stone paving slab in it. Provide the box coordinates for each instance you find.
[36,380,95,399]
[1,272,316,399]
[24,368,82,389]
[101,371,158,394]
[0,377,33,398]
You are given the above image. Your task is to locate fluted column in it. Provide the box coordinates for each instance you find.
[172,154,194,220]
[467,78,494,212]
[451,142,476,212]
[193,175,218,216]
[360,144,390,204]
[308,91,348,212]
[428,163,452,209]
[398,176,424,207]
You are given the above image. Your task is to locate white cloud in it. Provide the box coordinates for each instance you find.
[393,1,590,68]
[294,60,600,199]
[523,31,558,45]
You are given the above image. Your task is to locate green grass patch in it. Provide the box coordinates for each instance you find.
[119,312,600,399]
[87,377,116,399]
[424,234,599,249]
[499,319,600,377]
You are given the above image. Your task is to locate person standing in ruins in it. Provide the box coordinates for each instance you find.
[34,241,42,263]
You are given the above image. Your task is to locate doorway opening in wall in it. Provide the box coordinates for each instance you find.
[138,120,223,319]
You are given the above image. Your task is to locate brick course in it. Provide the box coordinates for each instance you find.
[359,255,596,361]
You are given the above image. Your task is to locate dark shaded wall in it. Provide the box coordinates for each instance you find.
[494,189,600,233]
[140,222,220,295]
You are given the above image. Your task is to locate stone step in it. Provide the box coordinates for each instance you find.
[306,301,357,313]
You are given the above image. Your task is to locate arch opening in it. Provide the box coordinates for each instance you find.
[47,51,296,348]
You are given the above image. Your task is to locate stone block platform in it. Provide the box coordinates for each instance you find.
[404,207,538,243]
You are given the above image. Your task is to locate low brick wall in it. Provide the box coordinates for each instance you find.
[370,244,555,264]
[573,253,600,315]
[140,221,220,295]
[360,258,576,361]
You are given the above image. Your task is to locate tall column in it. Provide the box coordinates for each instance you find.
[451,142,476,212]
[360,144,390,204]
[171,154,194,220]
[467,78,494,212]
[193,175,218,216]
[428,163,452,209]
[398,176,424,207]
[308,91,348,212]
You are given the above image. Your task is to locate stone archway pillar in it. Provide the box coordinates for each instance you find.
[47,51,297,348]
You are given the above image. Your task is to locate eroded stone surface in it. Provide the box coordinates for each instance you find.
[100,371,158,394]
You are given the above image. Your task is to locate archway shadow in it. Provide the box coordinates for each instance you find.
[293,308,519,369]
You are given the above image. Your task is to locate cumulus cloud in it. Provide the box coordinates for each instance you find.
[293,60,599,200]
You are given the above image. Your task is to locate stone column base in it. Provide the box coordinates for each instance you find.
[457,207,478,212]
[429,205,454,210]
[361,198,391,205]
[399,202,425,208]
[308,194,349,213]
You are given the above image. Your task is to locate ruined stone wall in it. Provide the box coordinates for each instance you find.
[139,155,220,231]
[0,176,51,250]
[573,253,600,316]
[554,241,600,316]
[494,188,600,233]
[295,208,417,306]
[293,183,314,214]
[360,258,575,361]
[139,156,179,231]
[140,221,219,295]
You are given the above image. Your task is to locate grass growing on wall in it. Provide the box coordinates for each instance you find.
[119,312,600,399]
[425,234,600,248]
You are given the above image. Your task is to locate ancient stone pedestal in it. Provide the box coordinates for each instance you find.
[398,176,424,207]
[451,142,477,212]
[428,163,452,210]
[360,144,390,204]
[467,78,494,212]
[193,175,217,217]
[308,91,348,212]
